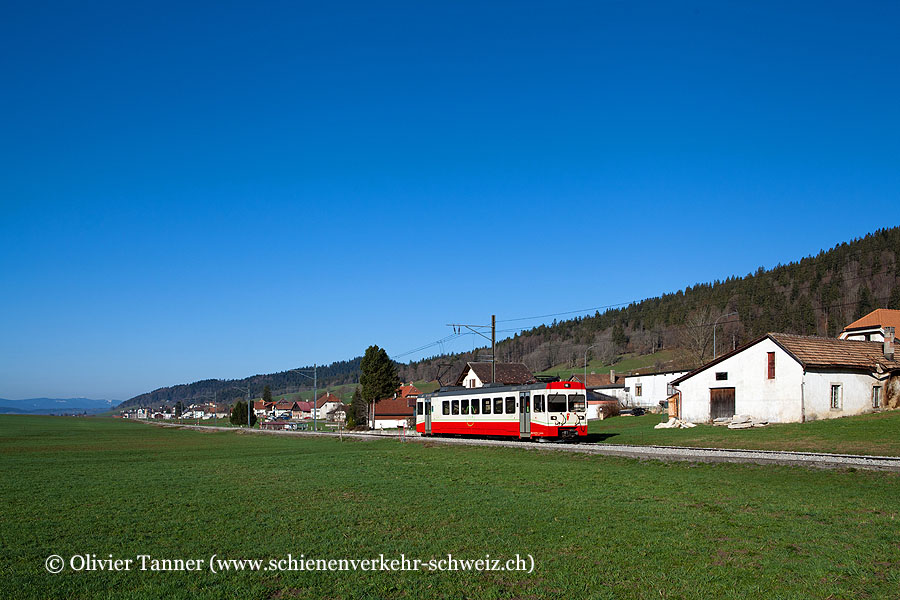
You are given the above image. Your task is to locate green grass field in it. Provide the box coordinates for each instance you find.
[1,416,898,599]
[589,411,900,456]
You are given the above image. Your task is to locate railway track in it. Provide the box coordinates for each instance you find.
[144,421,900,472]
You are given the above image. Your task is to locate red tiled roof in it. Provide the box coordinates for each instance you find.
[454,362,535,386]
[315,392,342,409]
[842,309,900,333]
[398,384,420,398]
[292,401,313,412]
[374,395,415,417]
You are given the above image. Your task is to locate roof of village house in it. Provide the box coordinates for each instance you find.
[315,392,342,409]
[398,384,420,398]
[373,395,416,417]
[672,332,900,385]
[842,308,900,333]
[292,401,313,411]
[275,401,294,410]
[454,362,536,386]
[568,372,625,387]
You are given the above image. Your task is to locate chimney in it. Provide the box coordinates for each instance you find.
[884,327,895,361]
[610,369,616,383]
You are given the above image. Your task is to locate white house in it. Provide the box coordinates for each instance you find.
[455,362,535,389]
[624,370,689,409]
[313,393,343,420]
[671,330,899,423]
[840,308,900,342]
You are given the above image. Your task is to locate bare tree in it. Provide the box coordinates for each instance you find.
[681,307,714,365]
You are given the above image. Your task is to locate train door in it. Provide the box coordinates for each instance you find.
[519,392,531,439]
[424,399,432,435]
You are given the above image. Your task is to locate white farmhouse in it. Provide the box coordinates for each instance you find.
[671,329,899,423]
[624,370,689,409]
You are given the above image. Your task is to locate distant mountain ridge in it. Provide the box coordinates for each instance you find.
[0,398,117,415]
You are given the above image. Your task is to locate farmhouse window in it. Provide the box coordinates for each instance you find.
[830,385,842,410]
[635,384,643,396]
[716,372,728,381]
[767,352,775,379]
[873,386,882,409]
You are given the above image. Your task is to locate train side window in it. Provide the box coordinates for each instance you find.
[461,399,469,415]
[483,398,491,414]
[493,397,503,414]
[534,394,544,412]
[471,399,480,415]
[505,397,515,414]
[442,401,449,416]
[452,400,459,415]
[524,396,530,413]
[417,402,422,415]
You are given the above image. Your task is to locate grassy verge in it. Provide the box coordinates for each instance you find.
[589,410,900,456]
[2,416,898,599]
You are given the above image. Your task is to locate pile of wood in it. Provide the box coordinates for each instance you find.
[713,415,769,429]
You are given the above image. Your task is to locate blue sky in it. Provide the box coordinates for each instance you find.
[1,1,898,400]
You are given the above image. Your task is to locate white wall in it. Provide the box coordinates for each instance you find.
[802,369,884,421]
[625,372,688,408]
[462,369,483,389]
[676,338,804,423]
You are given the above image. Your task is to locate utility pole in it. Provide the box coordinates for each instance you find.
[448,315,496,383]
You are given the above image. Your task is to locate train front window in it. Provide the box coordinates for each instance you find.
[547,393,568,412]
[569,394,586,412]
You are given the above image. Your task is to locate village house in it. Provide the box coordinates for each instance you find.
[568,371,628,416]
[455,362,535,388]
[671,328,899,423]
[839,308,900,342]
[624,370,689,410]
[371,384,419,429]
[312,392,343,420]
[291,401,313,420]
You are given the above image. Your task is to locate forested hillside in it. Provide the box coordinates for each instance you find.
[121,227,900,408]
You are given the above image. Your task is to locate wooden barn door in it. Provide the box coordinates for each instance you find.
[710,388,736,420]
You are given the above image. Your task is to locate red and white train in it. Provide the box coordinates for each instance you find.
[415,381,587,440]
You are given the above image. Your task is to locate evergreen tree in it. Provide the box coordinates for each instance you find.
[856,285,875,319]
[263,385,272,404]
[359,345,400,429]
[346,387,367,429]
[229,401,257,426]
[888,285,900,311]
